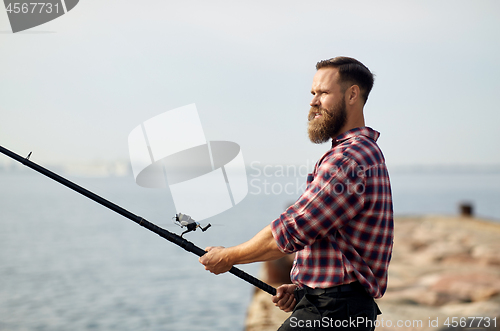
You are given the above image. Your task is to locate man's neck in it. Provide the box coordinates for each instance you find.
[337,116,365,138]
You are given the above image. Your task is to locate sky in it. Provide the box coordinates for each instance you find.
[1,0,500,171]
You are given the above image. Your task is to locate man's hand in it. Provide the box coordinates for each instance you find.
[199,246,233,275]
[272,284,297,312]
[198,225,287,275]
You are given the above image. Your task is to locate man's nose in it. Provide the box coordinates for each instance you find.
[310,95,320,107]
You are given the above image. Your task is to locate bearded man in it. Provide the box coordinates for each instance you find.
[200,57,393,331]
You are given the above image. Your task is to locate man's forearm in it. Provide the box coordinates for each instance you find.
[199,224,289,274]
[227,224,288,265]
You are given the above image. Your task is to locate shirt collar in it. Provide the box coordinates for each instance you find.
[331,127,380,147]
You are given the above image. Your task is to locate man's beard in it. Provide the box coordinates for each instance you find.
[307,98,347,144]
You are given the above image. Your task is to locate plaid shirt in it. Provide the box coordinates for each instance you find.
[271,127,393,298]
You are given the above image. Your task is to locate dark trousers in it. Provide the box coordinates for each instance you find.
[277,282,381,331]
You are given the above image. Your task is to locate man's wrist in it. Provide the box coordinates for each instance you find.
[224,246,239,266]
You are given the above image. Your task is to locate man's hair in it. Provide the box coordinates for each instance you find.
[316,57,374,104]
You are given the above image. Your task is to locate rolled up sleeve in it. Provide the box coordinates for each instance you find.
[271,156,365,253]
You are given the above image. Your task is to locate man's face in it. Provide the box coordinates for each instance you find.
[308,68,347,143]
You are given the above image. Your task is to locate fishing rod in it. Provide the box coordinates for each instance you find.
[0,145,277,296]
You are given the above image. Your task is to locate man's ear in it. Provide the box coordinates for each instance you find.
[346,85,361,105]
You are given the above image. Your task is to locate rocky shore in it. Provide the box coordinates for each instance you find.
[245,215,500,331]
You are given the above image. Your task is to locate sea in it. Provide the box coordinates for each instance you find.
[1,165,500,331]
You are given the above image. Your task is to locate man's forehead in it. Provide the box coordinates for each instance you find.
[312,67,340,89]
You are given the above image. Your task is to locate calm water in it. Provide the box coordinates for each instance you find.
[1,168,499,330]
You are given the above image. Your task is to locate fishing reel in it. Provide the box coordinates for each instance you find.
[173,213,211,237]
